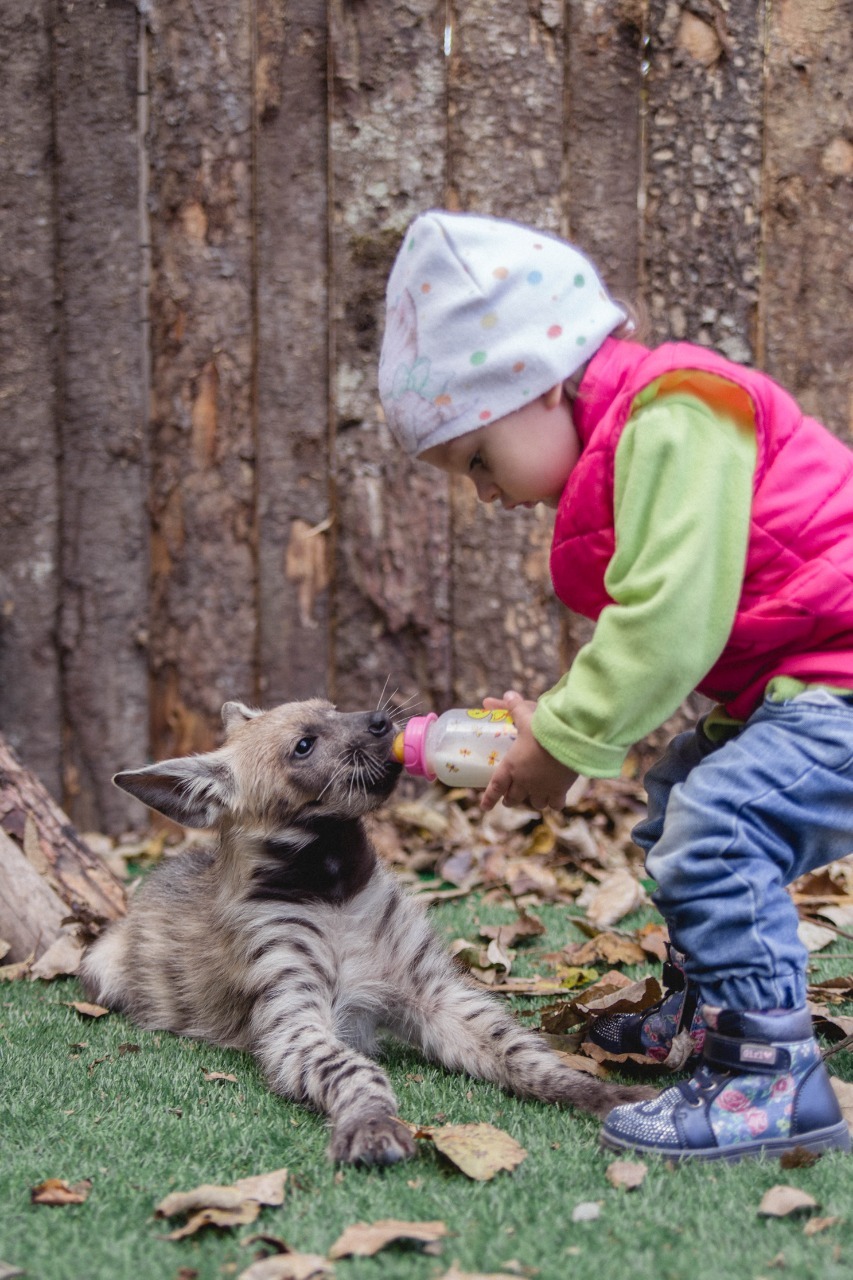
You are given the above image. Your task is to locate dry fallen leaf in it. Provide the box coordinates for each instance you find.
[758,1185,819,1218]
[605,1160,647,1191]
[328,1219,448,1260]
[203,1070,239,1084]
[66,1001,110,1019]
[167,1203,260,1239]
[830,1078,853,1135]
[30,1178,92,1206]
[803,1216,841,1236]
[797,920,837,953]
[581,870,646,929]
[238,1252,334,1280]
[155,1169,288,1239]
[30,931,85,980]
[415,1123,527,1181]
[568,932,647,968]
[0,1263,26,1280]
[0,954,34,982]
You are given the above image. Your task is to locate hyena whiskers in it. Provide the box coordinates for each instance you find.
[81,698,654,1165]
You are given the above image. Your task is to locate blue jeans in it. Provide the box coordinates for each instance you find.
[632,691,853,1011]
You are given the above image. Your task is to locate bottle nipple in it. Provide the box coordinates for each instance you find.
[391,731,406,763]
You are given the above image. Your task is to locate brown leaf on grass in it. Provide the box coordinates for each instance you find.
[415,1123,527,1181]
[328,1219,448,1260]
[830,1078,853,1136]
[0,1264,26,1280]
[605,1160,647,1191]
[66,1000,110,1019]
[202,1070,239,1084]
[636,923,669,963]
[30,931,85,980]
[803,1216,842,1236]
[167,1203,261,1239]
[155,1169,288,1238]
[566,932,647,967]
[580,870,646,929]
[479,910,546,949]
[576,974,664,1017]
[758,1186,819,1218]
[238,1252,334,1280]
[0,954,34,982]
[31,1177,92,1205]
[552,1050,610,1078]
[797,920,837,953]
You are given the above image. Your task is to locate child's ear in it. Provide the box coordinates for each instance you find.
[542,383,564,410]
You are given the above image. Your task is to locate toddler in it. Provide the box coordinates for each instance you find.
[378,209,853,1163]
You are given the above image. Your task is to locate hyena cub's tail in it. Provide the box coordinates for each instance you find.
[78,924,131,1011]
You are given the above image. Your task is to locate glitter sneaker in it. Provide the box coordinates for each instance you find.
[600,1006,851,1162]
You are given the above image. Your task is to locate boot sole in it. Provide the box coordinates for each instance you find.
[600,1120,852,1163]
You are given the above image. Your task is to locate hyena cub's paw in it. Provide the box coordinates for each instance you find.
[329,1114,416,1166]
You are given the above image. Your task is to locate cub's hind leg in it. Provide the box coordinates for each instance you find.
[250,963,415,1165]
[390,957,656,1119]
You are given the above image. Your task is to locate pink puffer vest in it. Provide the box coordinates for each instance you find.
[551,337,853,719]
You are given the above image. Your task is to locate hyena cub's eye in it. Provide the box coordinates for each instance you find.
[292,736,317,759]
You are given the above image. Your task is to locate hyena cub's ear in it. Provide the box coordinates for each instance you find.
[112,751,236,829]
[221,700,263,736]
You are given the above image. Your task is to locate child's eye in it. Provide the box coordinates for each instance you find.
[469,451,483,472]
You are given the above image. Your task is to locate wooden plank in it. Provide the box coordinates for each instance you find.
[643,0,765,358]
[761,0,852,439]
[53,0,149,831]
[0,3,62,796]
[146,0,257,759]
[445,0,567,706]
[328,0,452,715]
[254,0,331,703]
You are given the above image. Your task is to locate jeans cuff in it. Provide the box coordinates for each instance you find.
[696,968,807,1013]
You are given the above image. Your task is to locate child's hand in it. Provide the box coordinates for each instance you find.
[481,690,578,812]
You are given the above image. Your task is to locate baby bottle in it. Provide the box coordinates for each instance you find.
[392,708,517,788]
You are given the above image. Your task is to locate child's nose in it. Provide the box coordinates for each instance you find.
[474,475,501,504]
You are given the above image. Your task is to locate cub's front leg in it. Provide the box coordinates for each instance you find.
[251,994,414,1166]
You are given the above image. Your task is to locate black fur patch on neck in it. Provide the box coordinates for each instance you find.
[249,818,376,905]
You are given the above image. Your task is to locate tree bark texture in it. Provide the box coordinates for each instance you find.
[53,0,149,831]
[0,3,62,797]
[0,0,850,829]
[328,0,453,714]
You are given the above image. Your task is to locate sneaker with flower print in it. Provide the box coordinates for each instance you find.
[600,1006,851,1162]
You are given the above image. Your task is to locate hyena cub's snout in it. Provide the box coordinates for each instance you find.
[334,708,402,804]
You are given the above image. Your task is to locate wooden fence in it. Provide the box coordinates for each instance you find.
[1,0,850,832]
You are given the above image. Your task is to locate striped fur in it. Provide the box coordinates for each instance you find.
[82,698,654,1164]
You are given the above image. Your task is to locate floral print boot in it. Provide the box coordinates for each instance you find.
[586,944,706,1062]
[600,1006,851,1162]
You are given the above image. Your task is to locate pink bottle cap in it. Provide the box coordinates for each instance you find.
[392,713,437,780]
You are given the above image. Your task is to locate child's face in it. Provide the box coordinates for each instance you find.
[418,387,580,510]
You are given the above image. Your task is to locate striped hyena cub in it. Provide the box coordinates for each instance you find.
[82,699,653,1164]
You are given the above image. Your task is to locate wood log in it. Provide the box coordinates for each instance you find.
[0,733,126,970]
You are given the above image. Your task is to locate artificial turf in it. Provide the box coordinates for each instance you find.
[2,896,852,1280]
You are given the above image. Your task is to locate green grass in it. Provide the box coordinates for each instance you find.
[2,896,853,1280]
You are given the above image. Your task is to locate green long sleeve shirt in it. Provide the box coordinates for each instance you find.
[531,383,757,776]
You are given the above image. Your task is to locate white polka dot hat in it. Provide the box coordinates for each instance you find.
[378,209,627,456]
